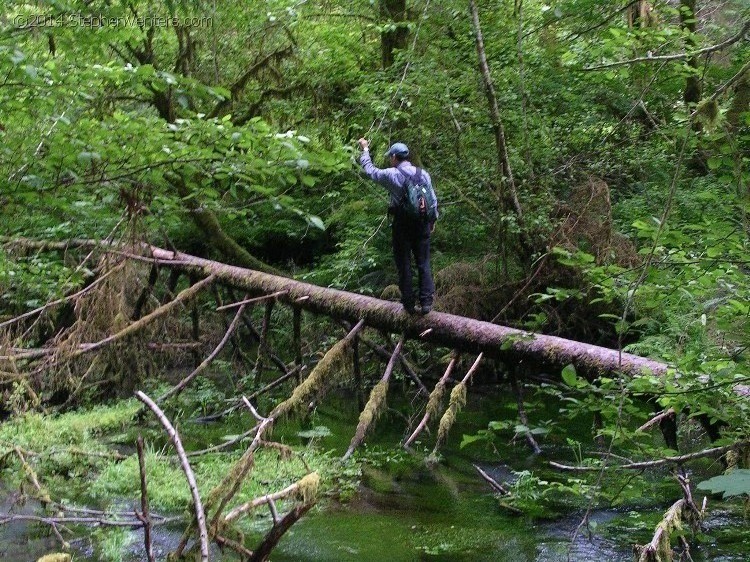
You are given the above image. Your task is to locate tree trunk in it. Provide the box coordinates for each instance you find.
[381,0,408,68]
[727,71,750,133]
[3,237,673,380]
[680,0,701,110]
[142,244,668,379]
[170,174,281,275]
[469,0,530,254]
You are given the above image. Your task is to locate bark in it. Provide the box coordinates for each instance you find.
[171,174,281,275]
[5,237,672,380]
[404,353,459,447]
[136,436,155,562]
[380,0,409,69]
[248,502,315,562]
[680,0,701,109]
[469,0,526,233]
[343,338,404,459]
[726,65,750,132]
[143,244,669,380]
[157,299,248,403]
[549,439,750,471]
[135,391,209,562]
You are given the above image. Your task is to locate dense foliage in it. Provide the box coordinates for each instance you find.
[1,0,750,560]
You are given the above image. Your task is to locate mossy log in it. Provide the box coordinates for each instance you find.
[143,245,669,380]
[3,238,671,379]
[633,497,700,562]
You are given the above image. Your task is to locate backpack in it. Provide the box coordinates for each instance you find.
[395,166,438,223]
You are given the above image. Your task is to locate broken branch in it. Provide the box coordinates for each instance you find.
[135,391,209,562]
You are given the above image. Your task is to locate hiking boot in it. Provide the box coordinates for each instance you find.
[403,303,417,314]
[419,304,432,315]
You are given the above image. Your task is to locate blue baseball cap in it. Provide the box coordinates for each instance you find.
[385,142,409,158]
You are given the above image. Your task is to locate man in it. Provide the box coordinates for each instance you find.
[358,138,437,314]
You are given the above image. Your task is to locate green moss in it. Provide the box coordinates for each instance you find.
[425,380,447,419]
[92,527,132,562]
[88,447,338,513]
[348,380,389,453]
[0,400,139,452]
[435,382,468,449]
[271,337,351,419]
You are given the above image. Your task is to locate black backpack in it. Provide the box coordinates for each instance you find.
[395,166,438,223]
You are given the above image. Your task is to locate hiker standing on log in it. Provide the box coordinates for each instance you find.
[358,138,438,314]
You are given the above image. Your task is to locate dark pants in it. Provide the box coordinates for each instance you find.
[391,215,435,308]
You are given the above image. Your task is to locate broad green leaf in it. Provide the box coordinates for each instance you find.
[697,470,750,498]
[561,364,578,387]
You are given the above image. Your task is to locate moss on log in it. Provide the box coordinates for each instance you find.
[144,245,668,380]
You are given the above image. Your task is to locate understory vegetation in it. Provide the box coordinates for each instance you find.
[1,0,750,560]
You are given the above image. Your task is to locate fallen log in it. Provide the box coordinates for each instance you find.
[143,245,668,379]
[4,238,671,379]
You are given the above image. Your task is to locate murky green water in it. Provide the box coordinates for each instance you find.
[2,386,749,561]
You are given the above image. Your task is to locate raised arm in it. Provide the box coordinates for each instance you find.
[358,138,401,197]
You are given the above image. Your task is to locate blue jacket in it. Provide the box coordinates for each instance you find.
[360,150,438,218]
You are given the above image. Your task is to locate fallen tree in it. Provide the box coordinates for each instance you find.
[2,237,669,380]
[143,244,668,379]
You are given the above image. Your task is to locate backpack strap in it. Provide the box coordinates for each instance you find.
[395,165,422,183]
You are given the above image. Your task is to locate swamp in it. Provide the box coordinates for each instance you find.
[1,1,750,561]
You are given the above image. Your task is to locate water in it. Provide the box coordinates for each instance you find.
[2,387,749,561]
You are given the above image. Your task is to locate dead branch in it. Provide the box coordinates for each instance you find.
[15,447,52,506]
[255,300,275,378]
[550,440,750,472]
[224,472,320,524]
[248,502,316,562]
[157,297,248,403]
[135,391,209,562]
[0,513,151,528]
[343,337,404,460]
[208,45,295,119]
[7,238,678,380]
[473,463,509,495]
[67,274,215,359]
[634,498,690,561]
[383,332,429,396]
[584,20,750,71]
[270,320,366,419]
[634,474,702,562]
[344,321,426,396]
[183,411,273,558]
[469,0,527,244]
[293,306,303,383]
[404,353,460,448]
[214,533,254,557]
[186,424,261,458]
[216,291,288,311]
[136,435,155,562]
[0,265,121,331]
[638,408,676,433]
[510,370,542,454]
[229,290,291,377]
[694,58,750,113]
[431,353,484,456]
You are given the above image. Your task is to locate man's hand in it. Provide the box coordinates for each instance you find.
[358,138,369,151]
